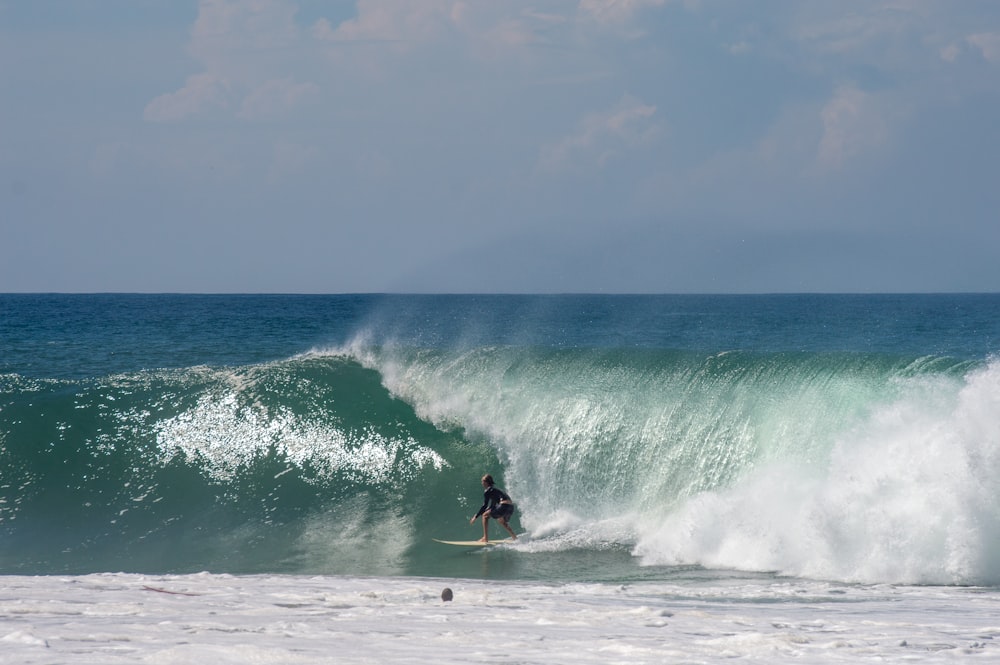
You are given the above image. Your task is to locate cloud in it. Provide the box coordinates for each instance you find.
[145,0,314,123]
[940,43,960,63]
[190,0,301,64]
[794,11,901,56]
[239,78,319,120]
[311,1,561,58]
[578,0,667,24]
[817,84,888,169]
[144,73,230,122]
[313,0,462,45]
[940,32,1000,65]
[967,32,1000,63]
[538,95,660,173]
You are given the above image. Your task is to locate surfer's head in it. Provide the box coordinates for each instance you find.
[481,474,494,487]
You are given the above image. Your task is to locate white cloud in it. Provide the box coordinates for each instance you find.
[145,0,315,123]
[940,43,960,63]
[538,95,660,173]
[795,12,898,56]
[144,73,230,123]
[817,84,888,170]
[191,0,300,64]
[483,17,540,49]
[315,0,461,45]
[728,41,752,55]
[311,1,562,57]
[310,17,337,41]
[239,78,319,120]
[789,2,1000,80]
[578,0,667,24]
[967,32,1000,63]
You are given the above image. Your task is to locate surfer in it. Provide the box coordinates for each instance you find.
[470,474,517,543]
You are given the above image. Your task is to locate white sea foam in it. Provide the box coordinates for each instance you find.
[0,573,997,664]
[153,389,447,484]
[634,361,1000,585]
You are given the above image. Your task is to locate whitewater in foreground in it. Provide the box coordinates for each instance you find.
[3,571,998,663]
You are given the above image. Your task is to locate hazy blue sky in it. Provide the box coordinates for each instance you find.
[2,1,999,293]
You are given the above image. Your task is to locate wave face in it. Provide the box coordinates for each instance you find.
[352,343,1000,585]
[1,294,999,583]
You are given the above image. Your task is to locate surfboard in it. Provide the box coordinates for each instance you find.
[432,538,515,547]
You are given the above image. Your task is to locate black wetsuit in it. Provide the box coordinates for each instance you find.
[474,485,514,520]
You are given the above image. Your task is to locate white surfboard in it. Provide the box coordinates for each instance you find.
[432,538,515,547]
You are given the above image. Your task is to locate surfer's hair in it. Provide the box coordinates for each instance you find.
[482,474,495,486]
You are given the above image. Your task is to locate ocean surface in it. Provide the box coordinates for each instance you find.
[2,293,1000,662]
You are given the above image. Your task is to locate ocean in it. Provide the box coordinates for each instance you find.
[2,293,999,662]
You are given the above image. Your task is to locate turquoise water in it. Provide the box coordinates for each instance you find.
[2,294,999,584]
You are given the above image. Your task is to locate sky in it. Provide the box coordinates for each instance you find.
[2,0,999,293]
